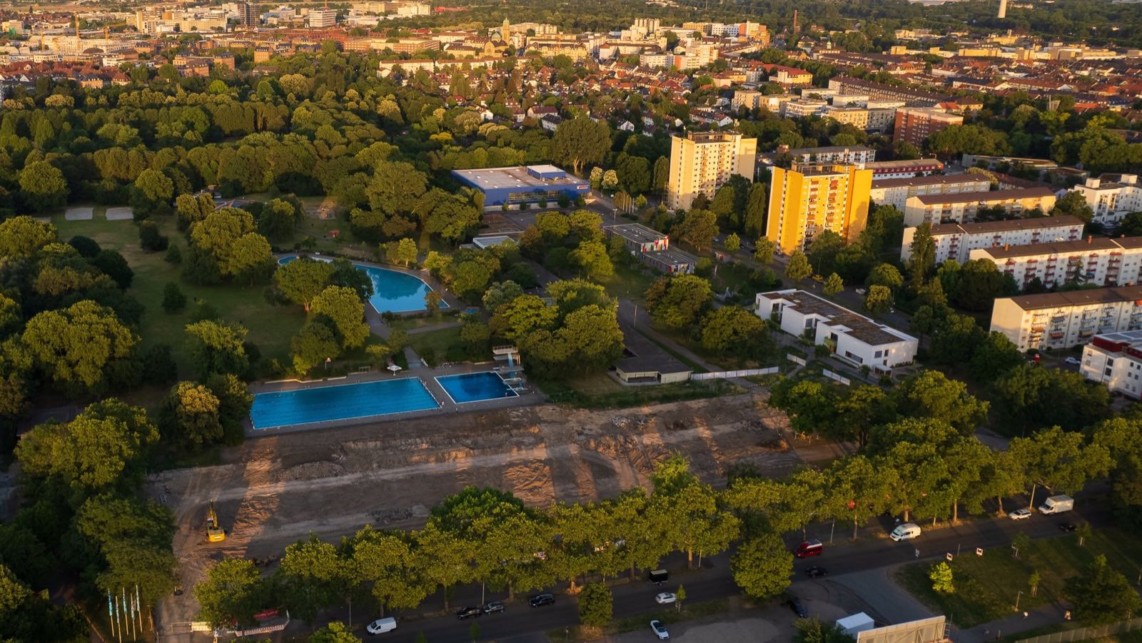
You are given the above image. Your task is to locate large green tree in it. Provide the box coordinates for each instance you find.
[310,286,370,350]
[275,259,337,312]
[22,300,138,395]
[645,274,713,330]
[185,320,249,380]
[731,533,793,601]
[195,558,266,628]
[18,161,68,212]
[552,117,611,176]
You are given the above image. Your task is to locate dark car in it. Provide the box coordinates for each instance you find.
[529,593,555,608]
[787,596,809,618]
[456,606,482,620]
[483,601,505,614]
[1059,522,1078,532]
[805,566,828,578]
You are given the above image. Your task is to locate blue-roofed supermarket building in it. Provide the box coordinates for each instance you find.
[451,164,590,207]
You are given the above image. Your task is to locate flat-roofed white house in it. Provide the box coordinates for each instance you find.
[755,289,918,373]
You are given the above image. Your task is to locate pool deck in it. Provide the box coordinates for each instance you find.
[246,362,537,436]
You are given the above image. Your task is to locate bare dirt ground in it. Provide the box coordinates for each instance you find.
[151,393,801,639]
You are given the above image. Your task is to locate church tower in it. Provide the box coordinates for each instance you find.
[501,18,511,43]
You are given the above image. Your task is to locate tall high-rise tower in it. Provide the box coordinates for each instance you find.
[501,18,511,43]
[998,0,1008,19]
[792,9,799,34]
[666,131,758,211]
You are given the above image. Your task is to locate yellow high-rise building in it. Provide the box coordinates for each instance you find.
[766,164,873,255]
[666,131,757,211]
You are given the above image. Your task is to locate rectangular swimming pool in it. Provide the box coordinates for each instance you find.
[435,372,519,404]
[251,378,439,430]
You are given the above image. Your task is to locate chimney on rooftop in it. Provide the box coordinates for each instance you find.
[1088,235,1093,244]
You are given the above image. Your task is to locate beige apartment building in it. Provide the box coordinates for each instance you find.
[903,187,1057,226]
[666,131,757,211]
[990,285,1142,352]
[900,216,1085,264]
[870,174,991,211]
[970,236,1142,291]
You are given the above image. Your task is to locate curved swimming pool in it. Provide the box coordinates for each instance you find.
[279,255,447,314]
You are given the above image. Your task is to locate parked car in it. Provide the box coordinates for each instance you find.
[456,606,482,620]
[655,592,677,605]
[1058,521,1078,532]
[795,540,824,558]
[890,522,922,541]
[787,596,809,618]
[482,601,505,614]
[529,593,555,608]
[1064,357,1081,366]
[366,617,397,634]
[1010,508,1033,520]
[650,619,670,640]
[805,566,828,578]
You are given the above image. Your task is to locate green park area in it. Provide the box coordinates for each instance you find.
[54,210,306,374]
[898,526,1142,628]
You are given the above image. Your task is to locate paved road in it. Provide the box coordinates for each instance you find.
[376,508,1106,643]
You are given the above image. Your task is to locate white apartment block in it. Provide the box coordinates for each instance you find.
[666,131,757,210]
[1073,174,1141,229]
[971,236,1142,291]
[824,106,870,130]
[871,174,991,211]
[731,90,793,113]
[781,99,827,118]
[900,216,1085,264]
[990,285,1142,352]
[867,100,905,133]
[756,289,918,372]
[787,145,876,166]
[308,7,337,27]
[1080,331,1142,399]
[903,187,1057,226]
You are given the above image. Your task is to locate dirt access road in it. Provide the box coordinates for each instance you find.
[151,393,801,640]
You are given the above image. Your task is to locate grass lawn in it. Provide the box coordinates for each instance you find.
[897,527,1142,628]
[546,598,730,642]
[53,212,305,376]
[407,326,482,366]
[605,261,659,303]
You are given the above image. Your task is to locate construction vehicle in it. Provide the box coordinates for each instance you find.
[206,503,226,543]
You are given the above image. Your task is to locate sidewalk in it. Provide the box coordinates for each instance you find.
[955,604,1064,642]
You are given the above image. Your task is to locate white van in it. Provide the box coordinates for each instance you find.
[890,523,921,541]
[366,617,397,634]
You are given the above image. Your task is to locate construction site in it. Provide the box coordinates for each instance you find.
[150,392,812,638]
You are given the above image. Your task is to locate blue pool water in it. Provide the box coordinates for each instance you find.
[251,378,439,430]
[435,372,518,404]
[278,255,446,314]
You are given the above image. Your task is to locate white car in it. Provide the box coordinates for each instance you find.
[1064,357,1081,366]
[650,619,670,640]
[890,522,922,542]
[655,592,677,605]
[366,617,397,634]
[1010,508,1033,520]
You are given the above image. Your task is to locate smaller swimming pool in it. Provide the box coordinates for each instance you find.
[251,378,439,430]
[435,372,519,404]
[278,255,446,314]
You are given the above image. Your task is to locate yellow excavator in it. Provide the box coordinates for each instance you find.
[206,503,226,543]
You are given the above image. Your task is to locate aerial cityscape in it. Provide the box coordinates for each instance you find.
[0,0,1140,641]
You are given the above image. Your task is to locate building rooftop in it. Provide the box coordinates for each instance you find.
[644,247,698,267]
[927,215,1085,236]
[760,289,915,346]
[788,145,874,157]
[873,174,990,190]
[605,223,667,244]
[864,158,945,171]
[975,236,1125,258]
[1003,285,1142,312]
[452,165,586,191]
[912,187,1056,206]
[615,322,692,378]
[681,131,744,144]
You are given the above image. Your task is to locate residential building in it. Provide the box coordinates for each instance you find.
[824,106,869,130]
[863,158,944,180]
[1080,331,1142,399]
[828,76,947,107]
[870,174,991,211]
[866,100,905,133]
[902,187,1057,226]
[237,1,257,28]
[604,223,696,274]
[990,285,1142,352]
[893,107,964,147]
[755,289,918,372]
[308,8,337,28]
[971,236,1142,290]
[1072,174,1142,229]
[451,165,589,207]
[787,145,876,166]
[768,65,812,85]
[665,131,758,211]
[766,164,873,255]
[901,216,1085,264]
